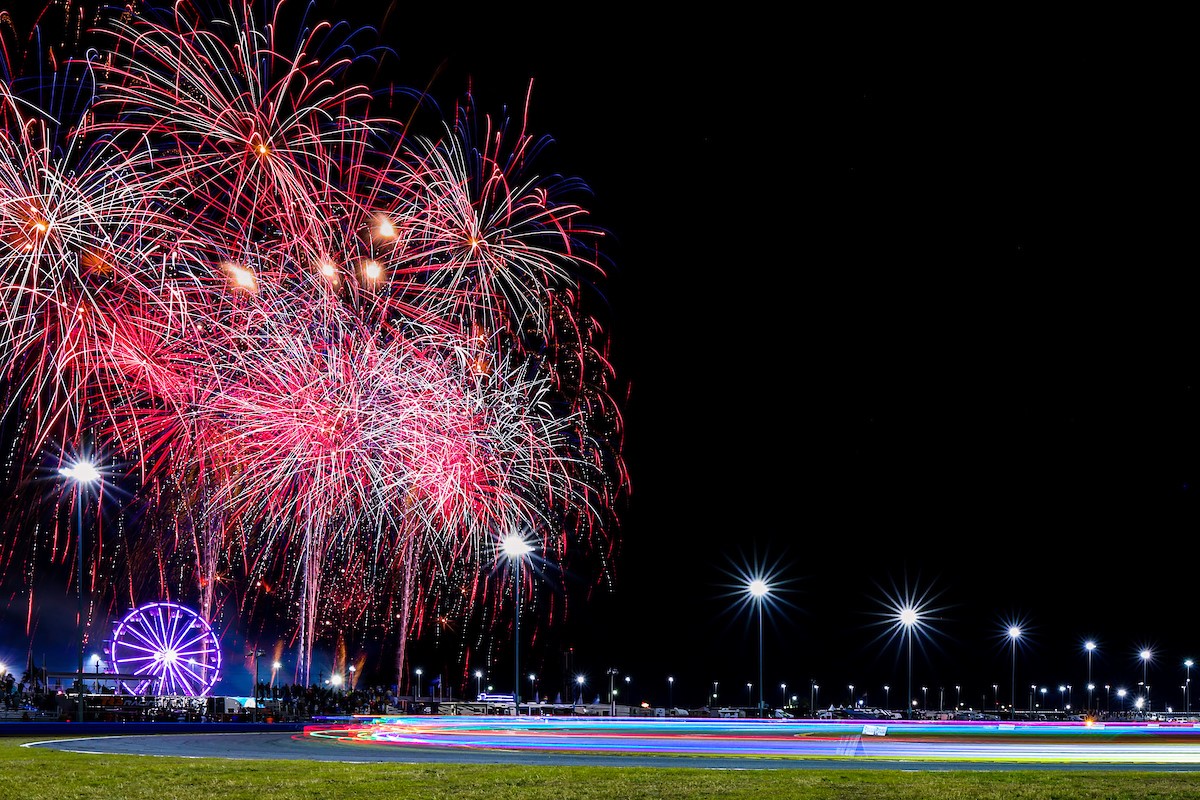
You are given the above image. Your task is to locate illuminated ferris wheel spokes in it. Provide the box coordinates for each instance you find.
[107,601,222,696]
[121,635,211,695]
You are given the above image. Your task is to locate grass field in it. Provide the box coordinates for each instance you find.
[5,735,1200,799]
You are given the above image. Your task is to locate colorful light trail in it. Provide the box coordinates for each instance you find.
[306,717,1200,764]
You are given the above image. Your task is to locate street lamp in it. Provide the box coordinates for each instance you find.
[576,675,585,705]
[415,667,423,700]
[608,668,619,716]
[1008,626,1021,720]
[668,676,674,709]
[529,673,537,713]
[248,649,265,722]
[1183,664,1194,717]
[1085,641,1096,708]
[1087,683,1094,713]
[900,606,919,719]
[955,684,961,709]
[60,458,101,723]
[992,684,998,712]
[271,660,282,690]
[624,675,631,712]
[746,682,753,709]
[848,684,854,708]
[780,682,787,709]
[922,686,927,710]
[1141,649,1152,712]
[747,577,770,718]
[1040,686,1046,711]
[813,683,819,712]
[884,684,890,711]
[475,670,483,700]
[1058,685,1066,712]
[502,533,533,714]
[1117,688,1126,714]
[348,665,356,692]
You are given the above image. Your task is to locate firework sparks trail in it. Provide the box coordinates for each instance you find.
[0,0,626,686]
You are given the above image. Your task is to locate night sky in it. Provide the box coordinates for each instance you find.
[1,4,1194,713]
[380,9,1196,711]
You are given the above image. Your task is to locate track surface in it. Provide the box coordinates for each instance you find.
[27,717,1200,771]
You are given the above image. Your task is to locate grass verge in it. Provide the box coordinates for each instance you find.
[5,735,1200,799]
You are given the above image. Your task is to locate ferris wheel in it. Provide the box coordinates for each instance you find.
[106,601,222,696]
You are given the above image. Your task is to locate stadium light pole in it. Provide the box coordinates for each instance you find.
[747,578,770,718]
[1085,641,1096,708]
[503,533,533,715]
[1186,660,1193,713]
[1008,626,1021,720]
[248,649,265,722]
[59,459,101,723]
[1142,650,1152,712]
[900,607,919,719]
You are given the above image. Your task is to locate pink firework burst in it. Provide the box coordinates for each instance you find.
[0,0,627,687]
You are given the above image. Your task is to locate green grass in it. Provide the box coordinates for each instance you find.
[5,736,1200,799]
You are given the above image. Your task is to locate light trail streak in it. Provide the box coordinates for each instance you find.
[306,717,1200,764]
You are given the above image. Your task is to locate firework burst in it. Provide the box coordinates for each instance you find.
[0,0,626,686]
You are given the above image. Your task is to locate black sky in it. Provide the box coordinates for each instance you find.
[376,9,1198,709]
[2,4,1195,712]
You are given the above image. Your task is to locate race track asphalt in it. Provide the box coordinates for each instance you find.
[25,716,1200,772]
